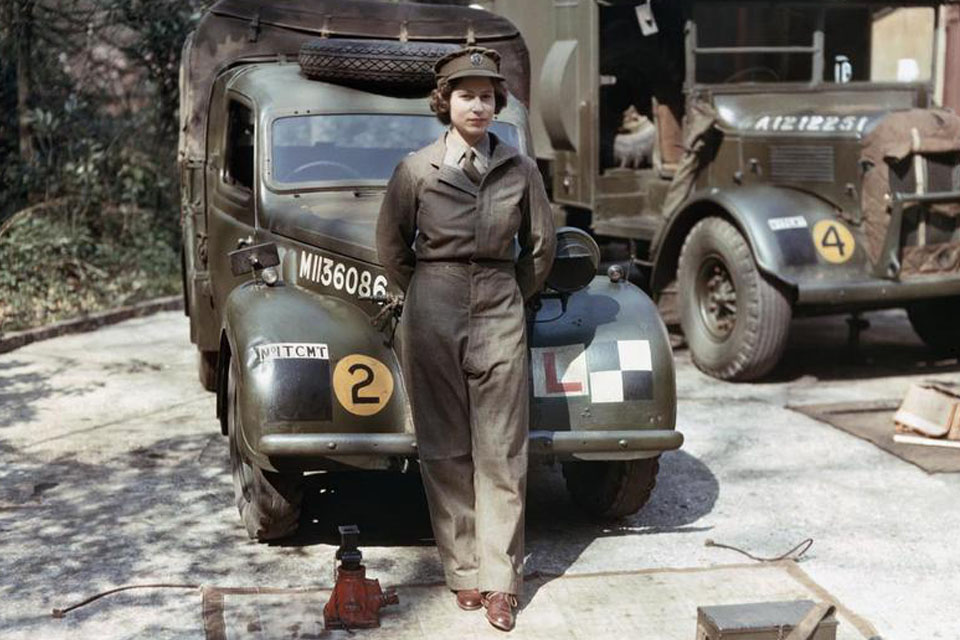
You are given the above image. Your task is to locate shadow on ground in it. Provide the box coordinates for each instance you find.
[763,311,960,383]
[283,448,719,549]
[0,357,106,428]
[283,471,435,547]
[282,448,719,608]
[0,427,718,633]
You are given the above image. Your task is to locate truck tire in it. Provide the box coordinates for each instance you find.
[227,358,303,541]
[562,458,659,519]
[677,217,791,380]
[907,296,960,353]
[198,350,217,392]
[299,39,458,92]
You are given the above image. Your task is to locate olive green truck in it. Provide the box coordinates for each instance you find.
[484,0,960,380]
[179,0,682,540]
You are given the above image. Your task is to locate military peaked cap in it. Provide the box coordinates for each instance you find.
[434,46,505,83]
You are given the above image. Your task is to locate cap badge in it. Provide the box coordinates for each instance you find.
[470,52,484,67]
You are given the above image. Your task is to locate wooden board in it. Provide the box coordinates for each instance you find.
[201,562,875,640]
[790,400,960,474]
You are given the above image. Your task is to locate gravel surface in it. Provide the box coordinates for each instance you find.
[0,310,957,639]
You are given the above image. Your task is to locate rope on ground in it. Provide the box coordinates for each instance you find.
[704,537,813,563]
[51,583,201,618]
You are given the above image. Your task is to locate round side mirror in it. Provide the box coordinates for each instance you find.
[545,227,601,293]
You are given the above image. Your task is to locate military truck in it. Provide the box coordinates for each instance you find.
[484,0,960,380]
[178,0,682,540]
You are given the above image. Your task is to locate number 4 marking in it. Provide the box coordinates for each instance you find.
[812,220,855,264]
[821,225,846,257]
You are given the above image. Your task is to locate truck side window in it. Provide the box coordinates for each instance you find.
[225,100,254,190]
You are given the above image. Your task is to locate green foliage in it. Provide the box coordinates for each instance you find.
[0,208,180,332]
[0,0,210,333]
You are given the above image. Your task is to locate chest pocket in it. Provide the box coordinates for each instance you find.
[482,200,522,255]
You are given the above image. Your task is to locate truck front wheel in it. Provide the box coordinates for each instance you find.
[562,458,659,519]
[227,359,303,541]
[907,296,960,353]
[677,217,791,381]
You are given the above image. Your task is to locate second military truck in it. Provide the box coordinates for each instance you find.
[486,0,960,380]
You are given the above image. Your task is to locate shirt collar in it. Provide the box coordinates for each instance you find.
[446,127,490,164]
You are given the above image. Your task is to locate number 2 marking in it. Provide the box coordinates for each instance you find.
[333,354,395,416]
[349,363,379,405]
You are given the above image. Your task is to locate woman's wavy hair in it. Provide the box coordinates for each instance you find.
[429,76,508,125]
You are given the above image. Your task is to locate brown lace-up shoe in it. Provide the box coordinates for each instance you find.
[481,591,518,631]
[455,589,482,611]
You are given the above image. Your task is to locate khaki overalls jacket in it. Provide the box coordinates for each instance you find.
[376,131,555,593]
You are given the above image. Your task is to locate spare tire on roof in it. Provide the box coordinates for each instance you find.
[299,38,460,93]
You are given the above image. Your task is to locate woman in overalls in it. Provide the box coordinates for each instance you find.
[376,47,556,632]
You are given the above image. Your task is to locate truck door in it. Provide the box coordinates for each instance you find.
[205,85,258,318]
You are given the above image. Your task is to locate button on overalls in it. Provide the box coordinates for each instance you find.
[376,131,556,594]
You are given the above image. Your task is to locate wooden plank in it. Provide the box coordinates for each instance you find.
[893,434,960,449]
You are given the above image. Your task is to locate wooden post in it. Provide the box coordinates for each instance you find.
[944,6,960,111]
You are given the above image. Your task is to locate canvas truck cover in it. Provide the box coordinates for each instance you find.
[859,109,960,271]
[178,0,529,163]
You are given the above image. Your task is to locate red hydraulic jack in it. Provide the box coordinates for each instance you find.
[323,524,399,630]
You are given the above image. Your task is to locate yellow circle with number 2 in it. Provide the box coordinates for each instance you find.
[333,354,394,416]
[812,220,856,264]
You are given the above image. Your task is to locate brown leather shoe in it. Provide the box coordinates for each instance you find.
[455,588,482,611]
[481,591,518,631]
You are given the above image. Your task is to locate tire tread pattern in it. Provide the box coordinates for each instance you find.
[228,358,303,541]
[299,39,459,91]
[677,217,791,381]
[562,458,660,520]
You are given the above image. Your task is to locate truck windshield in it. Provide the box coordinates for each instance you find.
[270,114,521,184]
[693,4,935,85]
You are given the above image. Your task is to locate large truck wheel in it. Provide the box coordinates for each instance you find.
[562,458,659,519]
[677,217,791,381]
[227,359,303,541]
[907,296,960,353]
[198,350,218,392]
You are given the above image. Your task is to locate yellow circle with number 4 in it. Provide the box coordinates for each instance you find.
[333,354,394,416]
[812,220,856,264]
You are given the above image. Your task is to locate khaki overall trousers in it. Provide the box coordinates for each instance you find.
[376,132,556,594]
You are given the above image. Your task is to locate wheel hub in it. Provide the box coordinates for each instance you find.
[697,257,737,339]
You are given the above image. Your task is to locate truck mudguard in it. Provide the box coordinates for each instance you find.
[530,275,677,438]
[653,184,873,297]
[219,281,411,471]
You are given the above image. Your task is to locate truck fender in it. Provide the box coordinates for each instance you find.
[216,281,410,471]
[650,184,847,296]
[530,276,677,435]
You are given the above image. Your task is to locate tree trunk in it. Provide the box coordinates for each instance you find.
[14,0,34,166]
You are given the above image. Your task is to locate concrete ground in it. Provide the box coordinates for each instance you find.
[1,309,958,639]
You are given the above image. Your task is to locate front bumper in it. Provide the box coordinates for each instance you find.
[797,274,960,308]
[259,428,684,461]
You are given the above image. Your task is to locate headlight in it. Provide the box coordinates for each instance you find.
[545,227,600,293]
[261,266,281,286]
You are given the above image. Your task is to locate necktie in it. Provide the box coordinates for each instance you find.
[462,147,483,185]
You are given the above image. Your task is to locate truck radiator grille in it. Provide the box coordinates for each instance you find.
[769,145,835,183]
